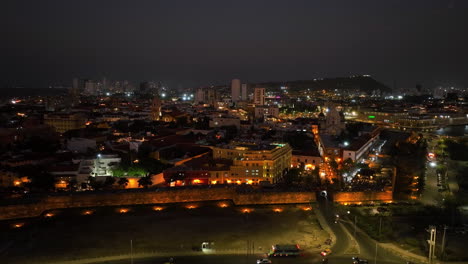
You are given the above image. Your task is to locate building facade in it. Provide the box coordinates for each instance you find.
[254,87,265,106]
[44,113,87,133]
[231,79,241,102]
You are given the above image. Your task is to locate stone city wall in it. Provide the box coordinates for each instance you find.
[333,191,393,203]
[0,188,316,220]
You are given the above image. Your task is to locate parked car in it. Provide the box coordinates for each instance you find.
[352,257,368,264]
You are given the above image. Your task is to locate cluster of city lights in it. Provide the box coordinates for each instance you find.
[181,94,194,101]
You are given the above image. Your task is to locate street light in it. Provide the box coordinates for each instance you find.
[427,226,436,263]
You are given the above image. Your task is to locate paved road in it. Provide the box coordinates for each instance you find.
[102,254,405,264]
[420,137,443,205]
[317,198,408,264]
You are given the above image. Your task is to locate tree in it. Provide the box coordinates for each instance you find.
[118,177,129,189]
[68,178,78,192]
[103,177,116,189]
[138,175,153,188]
[111,167,126,177]
[329,159,339,172]
[280,168,302,186]
[88,176,104,191]
[343,158,354,169]
[127,166,147,177]
[311,165,320,181]
[28,171,56,192]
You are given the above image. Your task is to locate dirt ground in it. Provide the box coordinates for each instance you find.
[0,201,330,264]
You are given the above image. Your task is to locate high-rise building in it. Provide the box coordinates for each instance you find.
[84,80,96,95]
[231,79,241,102]
[195,87,220,106]
[254,87,265,105]
[241,83,248,101]
[72,78,79,90]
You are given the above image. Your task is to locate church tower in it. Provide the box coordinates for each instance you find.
[150,96,161,121]
[319,103,345,136]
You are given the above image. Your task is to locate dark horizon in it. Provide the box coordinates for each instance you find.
[1,0,467,90]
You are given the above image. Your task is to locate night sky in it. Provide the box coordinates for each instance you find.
[1,0,467,89]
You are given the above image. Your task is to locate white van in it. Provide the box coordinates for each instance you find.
[201,242,215,254]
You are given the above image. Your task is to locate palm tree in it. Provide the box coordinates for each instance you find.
[117,177,129,189]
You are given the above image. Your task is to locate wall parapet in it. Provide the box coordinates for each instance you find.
[333,191,393,203]
[0,188,316,221]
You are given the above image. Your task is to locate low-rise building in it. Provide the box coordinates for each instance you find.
[209,116,241,129]
[44,113,87,133]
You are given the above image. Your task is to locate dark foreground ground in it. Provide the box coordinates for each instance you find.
[0,201,329,264]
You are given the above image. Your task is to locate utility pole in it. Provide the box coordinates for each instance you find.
[130,239,133,264]
[354,215,357,238]
[427,226,436,263]
[374,242,378,264]
[375,217,382,264]
[379,217,382,237]
[441,225,448,260]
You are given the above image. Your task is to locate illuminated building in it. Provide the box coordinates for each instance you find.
[254,106,279,119]
[212,141,292,183]
[163,141,292,185]
[150,96,161,121]
[44,113,87,133]
[318,103,345,136]
[291,150,322,169]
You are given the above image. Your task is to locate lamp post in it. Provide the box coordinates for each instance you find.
[130,239,133,264]
[427,226,436,263]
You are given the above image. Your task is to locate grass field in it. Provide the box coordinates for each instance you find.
[0,201,329,264]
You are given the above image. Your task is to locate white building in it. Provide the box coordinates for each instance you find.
[73,154,121,178]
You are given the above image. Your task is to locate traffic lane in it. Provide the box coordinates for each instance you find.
[341,221,407,264]
[101,254,404,264]
[316,201,350,255]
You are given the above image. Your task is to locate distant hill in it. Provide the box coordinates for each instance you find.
[254,76,391,94]
[0,88,68,98]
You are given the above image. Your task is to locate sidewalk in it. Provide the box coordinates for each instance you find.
[35,250,250,264]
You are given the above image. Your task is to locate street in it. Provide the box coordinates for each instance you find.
[101,254,407,264]
[317,198,409,264]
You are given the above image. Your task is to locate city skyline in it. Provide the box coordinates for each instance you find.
[1,0,468,89]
